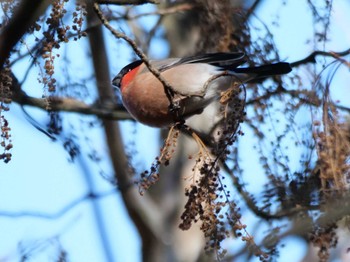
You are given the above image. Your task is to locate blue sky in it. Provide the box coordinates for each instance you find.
[1,1,350,262]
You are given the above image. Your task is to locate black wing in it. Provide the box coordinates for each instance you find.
[176,52,246,67]
[158,52,247,72]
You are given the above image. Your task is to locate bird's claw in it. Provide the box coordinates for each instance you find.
[168,101,180,113]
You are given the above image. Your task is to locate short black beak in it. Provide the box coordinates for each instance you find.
[112,75,121,88]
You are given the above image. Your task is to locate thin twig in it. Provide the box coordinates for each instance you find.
[291,48,350,68]
[123,3,195,20]
[246,87,320,107]
[87,4,166,260]
[0,0,52,69]
[244,0,262,22]
[266,192,350,243]
[93,3,177,106]
[97,0,159,5]
[0,190,115,219]
[220,160,315,220]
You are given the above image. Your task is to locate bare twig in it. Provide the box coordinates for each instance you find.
[123,3,195,20]
[14,91,132,120]
[97,0,159,5]
[7,70,131,119]
[0,190,114,219]
[93,3,177,106]
[336,104,350,113]
[291,48,350,68]
[220,160,316,220]
[0,0,53,69]
[246,87,320,107]
[265,192,350,244]
[86,4,166,260]
[202,71,230,95]
[244,0,262,22]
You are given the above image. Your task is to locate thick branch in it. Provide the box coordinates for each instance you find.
[263,193,350,246]
[86,3,165,258]
[15,92,131,120]
[0,0,53,69]
[9,73,132,120]
[8,76,344,124]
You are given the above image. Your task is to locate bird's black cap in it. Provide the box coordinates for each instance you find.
[112,60,143,88]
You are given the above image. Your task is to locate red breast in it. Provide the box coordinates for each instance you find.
[120,64,141,91]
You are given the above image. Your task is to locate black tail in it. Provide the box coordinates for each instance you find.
[233,62,292,77]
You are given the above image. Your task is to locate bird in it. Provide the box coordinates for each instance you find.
[112,52,292,127]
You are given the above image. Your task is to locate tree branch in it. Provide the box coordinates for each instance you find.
[8,71,132,120]
[0,0,53,69]
[93,3,182,115]
[290,48,350,68]
[96,0,159,5]
[14,91,132,120]
[220,160,316,220]
[0,190,114,219]
[244,0,262,22]
[263,192,350,246]
[118,3,196,20]
[246,86,320,107]
[86,3,166,259]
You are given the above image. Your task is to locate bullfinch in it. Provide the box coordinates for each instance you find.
[112,52,292,127]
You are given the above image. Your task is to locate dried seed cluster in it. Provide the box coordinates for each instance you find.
[178,83,251,257]
[37,0,87,93]
[179,159,229,257]
[314,118,350,194]
[309,224,338,262]
[139,127,179,195]
[72,3,88,40]
[313,107,350,194]
[0,115,12,163]
[0,65,12,111]
[136,81,253,258]
[228,204,270,261]
[0,65,13,163]
[47,110,63,136]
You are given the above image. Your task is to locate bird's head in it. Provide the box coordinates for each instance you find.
[112,60,143,89]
